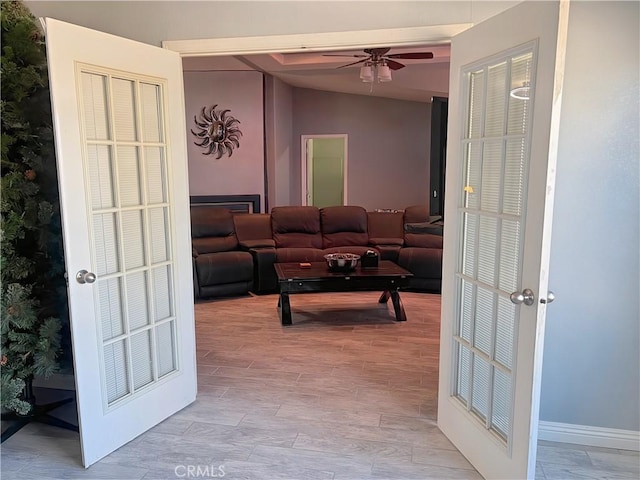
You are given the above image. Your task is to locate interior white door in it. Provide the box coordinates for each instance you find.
[45,18,196,467]
[438,2,567,479]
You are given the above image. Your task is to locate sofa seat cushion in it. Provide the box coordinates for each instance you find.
[275,248,325,263]
[195,251,253,287]
[368,237,404,246]
[404,233,443,249]
[239,239,276,249]
[271,206,322,248]
[397,247,443,279]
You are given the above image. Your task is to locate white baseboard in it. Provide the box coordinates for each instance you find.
[32,373,76,391]
[538,420,640,451]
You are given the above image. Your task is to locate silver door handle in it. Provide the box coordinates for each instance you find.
[540,291,555,304]
[76,269,96,284]
[510,288,535,306]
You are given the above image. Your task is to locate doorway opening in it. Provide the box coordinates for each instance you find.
[301,134,348,207]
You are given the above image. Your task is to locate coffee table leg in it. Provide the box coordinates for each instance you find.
[279,292,292,326]
[390,290,407,322]
[379,290,391,304]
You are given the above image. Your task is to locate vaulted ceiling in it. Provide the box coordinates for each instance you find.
[182,44,451,104]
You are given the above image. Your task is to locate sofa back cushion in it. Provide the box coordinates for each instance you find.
[367,211,405,246]
[320,206,368,248]
[190,207,239,253]
[402,204,443,249]
[271,206,322,249]
[403,204,430,224]
[234,213,274,244]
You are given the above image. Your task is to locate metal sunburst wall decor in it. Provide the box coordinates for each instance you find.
[191,104,242,159]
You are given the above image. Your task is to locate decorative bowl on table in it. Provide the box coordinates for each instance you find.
[324,253,361,272]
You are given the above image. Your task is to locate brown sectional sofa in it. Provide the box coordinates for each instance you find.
[191,204,443,298]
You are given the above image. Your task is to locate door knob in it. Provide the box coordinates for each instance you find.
[540,291,555,304]
[76,269,96,284]
[510,288,535,306]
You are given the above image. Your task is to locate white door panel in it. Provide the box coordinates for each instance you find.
[45,18,196,467]
[438,2,567,479]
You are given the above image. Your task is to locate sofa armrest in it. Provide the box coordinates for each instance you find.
[368,237,404,247]
[247,246,278,293]
[239,239,276,250]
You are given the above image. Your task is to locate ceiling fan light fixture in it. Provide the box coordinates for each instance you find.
[378,63,392,82]
[360,64,373,83]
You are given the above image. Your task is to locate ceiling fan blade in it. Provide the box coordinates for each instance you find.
[386,52,434,60]
[322,54,369,58]
[337,58,367,69]
[386,59,406,71]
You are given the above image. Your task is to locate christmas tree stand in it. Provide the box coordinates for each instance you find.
[1,378,78,443]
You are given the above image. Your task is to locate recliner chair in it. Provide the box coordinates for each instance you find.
[190,207,253,298]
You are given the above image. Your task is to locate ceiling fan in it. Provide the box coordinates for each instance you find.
[323,47,434,71]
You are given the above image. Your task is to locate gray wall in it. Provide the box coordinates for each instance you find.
[540,1,640,431]
[291,88,430,211]
[265,76,294,210]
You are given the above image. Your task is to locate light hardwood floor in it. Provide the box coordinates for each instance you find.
[1,292,638,479]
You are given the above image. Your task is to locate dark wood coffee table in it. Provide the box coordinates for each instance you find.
[274,260,413,326]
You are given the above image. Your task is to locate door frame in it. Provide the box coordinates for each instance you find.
[301,134,348,206]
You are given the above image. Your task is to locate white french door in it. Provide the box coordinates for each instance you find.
[438,2,567,479]
[45,19,196,467]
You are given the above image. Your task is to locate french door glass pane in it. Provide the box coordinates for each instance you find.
[93,213,119,276]
[461,212,478,278]
[459,278,474,342]
[503,139,526,216]
[80,69,178,408]
[492,368,512,440]
[485,61,507,137]
[495,297,516,369]
[126,271,150,330]
[472,354,491,421]
[81,72,109,141]
[467,70,485,139]
[87,145,115,209]
[104,340,129,403]
[149,207,170,264]
[156,320,177,378]
[455,343,471,406]
[463,143,482,210]
[140,83,163,143]
[131,330,154,389]
[145,147,167,204]
[507,53,534,135]
[477,216,498,286]
[121,210,145,270]
[481,141,502,213]
[151,266,173,321]
[99,277,124,341]
[112,77,137,141]
[474,287,494,357]
[117,146,142,207]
